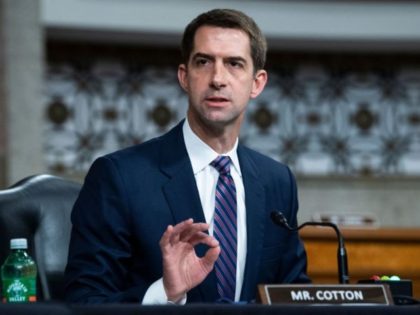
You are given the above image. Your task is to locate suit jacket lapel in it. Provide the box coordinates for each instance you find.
[237,146,266,302]
[159,121,218,302]
[160,122,205,224]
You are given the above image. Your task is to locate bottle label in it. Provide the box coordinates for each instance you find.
[2,278,36,303]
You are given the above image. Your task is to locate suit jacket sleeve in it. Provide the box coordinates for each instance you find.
[256,161,310,287]
[277,166,310,284]
[64,156,148,303]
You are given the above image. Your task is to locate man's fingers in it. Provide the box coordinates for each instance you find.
[161,219,210,247]
[179,222,209,242]
[160,225,173,246]
[201,245,221,270]
[170,221,209,244]
[159,218,193,248]
[159,224,176,255]
[167,218,193,244]
[189,232,219,247]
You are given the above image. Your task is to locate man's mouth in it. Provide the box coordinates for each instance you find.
[205,96,229,105]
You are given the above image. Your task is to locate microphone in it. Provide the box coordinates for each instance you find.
[271,211,349,284]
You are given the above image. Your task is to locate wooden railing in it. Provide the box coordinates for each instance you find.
[299,227,420,298]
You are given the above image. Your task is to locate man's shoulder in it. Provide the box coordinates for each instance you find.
[240,145,289,171]
[239,144,296,185]
[106,136,161,161]
[104,121,183,164]
[98,137,159,171]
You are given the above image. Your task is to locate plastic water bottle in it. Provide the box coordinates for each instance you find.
[1,238,37,303]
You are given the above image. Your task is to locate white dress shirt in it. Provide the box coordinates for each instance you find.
[142,119,247,304]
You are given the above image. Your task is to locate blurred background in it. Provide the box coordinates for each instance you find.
[1,0,420,227]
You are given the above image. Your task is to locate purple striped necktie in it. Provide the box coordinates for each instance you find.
[210,155,237,301]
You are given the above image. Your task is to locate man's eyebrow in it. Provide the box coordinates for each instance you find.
[191,52,214,61]
[192,53,248,64]
[226,56,247,63]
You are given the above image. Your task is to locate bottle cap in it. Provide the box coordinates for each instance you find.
[10,238,28,249]
[370,275,381,281]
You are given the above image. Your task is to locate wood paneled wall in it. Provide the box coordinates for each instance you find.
[300,227,420,299]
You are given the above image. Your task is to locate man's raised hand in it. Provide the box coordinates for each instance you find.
[159,218,220,302]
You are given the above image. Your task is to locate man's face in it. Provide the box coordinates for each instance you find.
[178,26,267,132]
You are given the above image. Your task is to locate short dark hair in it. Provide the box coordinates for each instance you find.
[181,9,267,71]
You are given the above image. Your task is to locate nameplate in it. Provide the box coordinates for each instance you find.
[258,284,393,305]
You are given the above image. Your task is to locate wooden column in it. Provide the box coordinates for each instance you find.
[0,0,45,187]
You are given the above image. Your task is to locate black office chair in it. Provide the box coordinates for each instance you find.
[0,174,81,301]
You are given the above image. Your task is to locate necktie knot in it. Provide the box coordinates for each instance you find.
[211,156,231,175]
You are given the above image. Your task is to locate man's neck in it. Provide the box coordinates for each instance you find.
[187,115,240,154]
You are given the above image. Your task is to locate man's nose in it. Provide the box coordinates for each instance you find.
[210,61,227,89]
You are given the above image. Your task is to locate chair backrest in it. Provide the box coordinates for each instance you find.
[0,174,81,301]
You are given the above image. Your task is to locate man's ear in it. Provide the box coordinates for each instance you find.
[178,64,189,92]
[250,69,268,99]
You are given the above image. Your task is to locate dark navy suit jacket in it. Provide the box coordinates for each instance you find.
[64,120,309,303]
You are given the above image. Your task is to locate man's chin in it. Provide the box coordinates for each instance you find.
[202,115,239,129]
[204,114,230,124]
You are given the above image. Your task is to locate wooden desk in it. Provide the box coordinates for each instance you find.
[299,227,420,299]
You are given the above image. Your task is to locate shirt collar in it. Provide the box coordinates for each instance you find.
[183,118,241,176]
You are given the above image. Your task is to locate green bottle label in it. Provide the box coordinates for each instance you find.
[2,278,36,303]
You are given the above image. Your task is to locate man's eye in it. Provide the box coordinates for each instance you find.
[196,59,209,66]
[230,61,243,68]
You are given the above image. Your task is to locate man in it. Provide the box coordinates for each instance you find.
[65,8,309,304]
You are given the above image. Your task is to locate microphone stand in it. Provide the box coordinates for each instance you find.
[271,211,349,284]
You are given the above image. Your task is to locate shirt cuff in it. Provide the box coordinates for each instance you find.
[141,278,187,305]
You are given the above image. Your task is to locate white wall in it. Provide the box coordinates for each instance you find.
[298,178,420,227]
[41,0,420,51]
